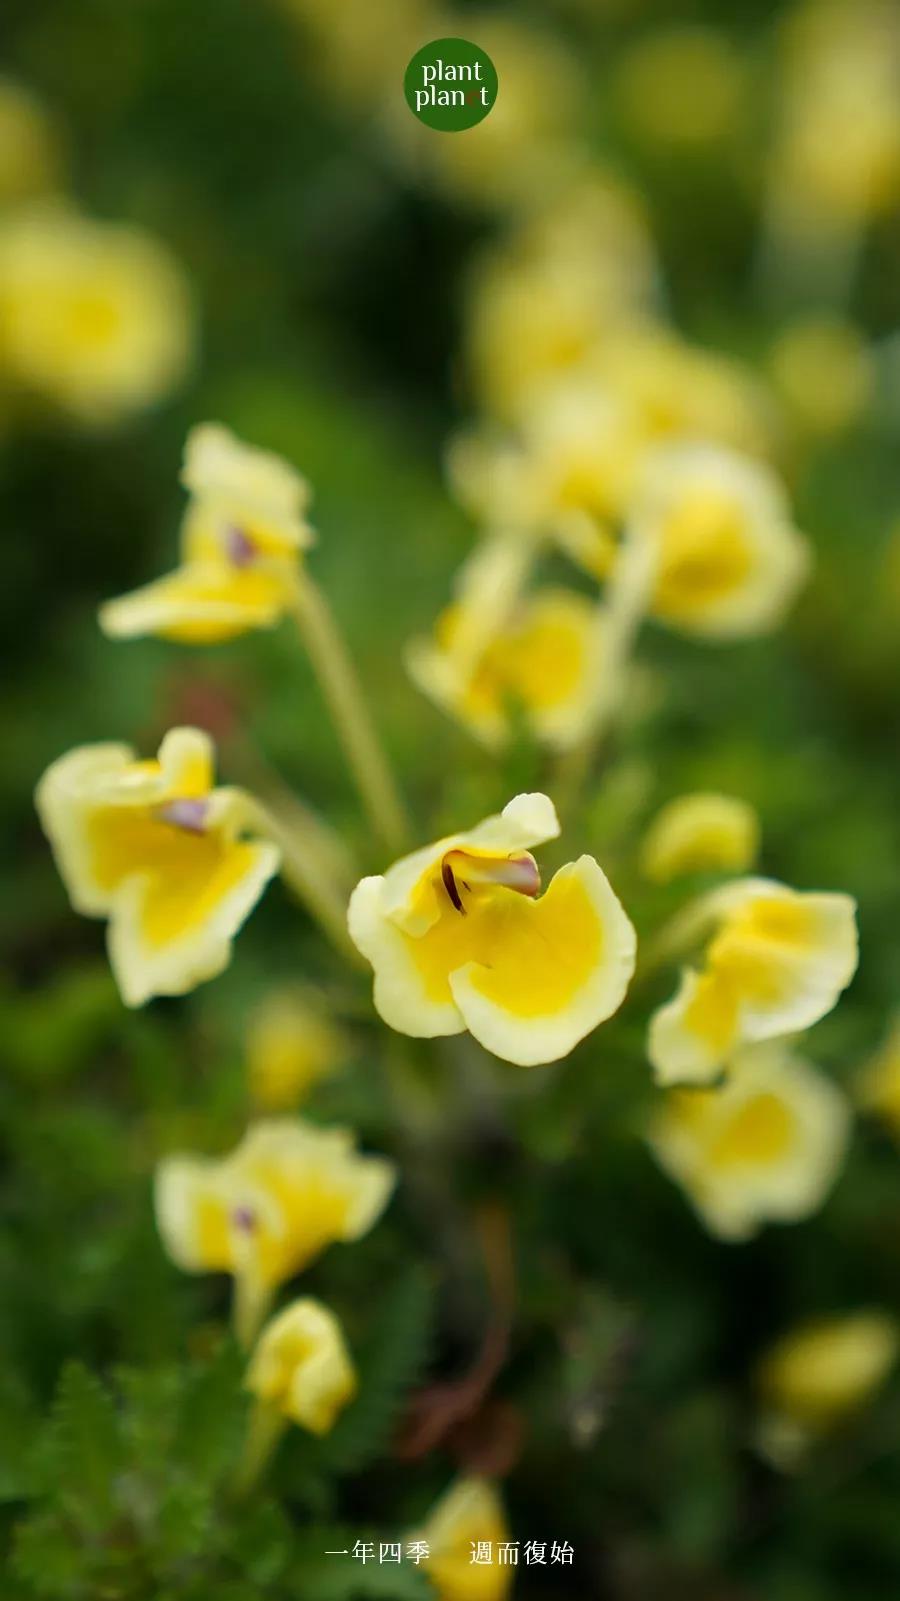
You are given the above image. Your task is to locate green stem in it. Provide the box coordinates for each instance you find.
[239,794,360,964]
[633,888,725,987]
[233,1274,276,1352]
[231,1399,287,1498]
[554,528,658,818]
[292,575,410,854]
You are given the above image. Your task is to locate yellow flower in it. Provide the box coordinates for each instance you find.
[0,80,60,204]
[756,1311,898,1465]
[649,877,858,1087]
[245,1298,356,1434]
[277,0,429,108]
[414,1478,512,1601]
[407,584,602,751]
[155,1117,395,1342]
[597,323,775,460]
[247,987,347,1111]
[856,1016,900,1138]
[35,727,279,1007]
[615,26,747,149]
[100,423,314,644]
[447,380,640,572]
[649,1042,851,1241]
[0,203,191,423]
[769,315,873,437]
[464,173,657,418]
[640,793,760,883]
[631,442,810,640]
[773,0,900,223]
[348,793,636,1067]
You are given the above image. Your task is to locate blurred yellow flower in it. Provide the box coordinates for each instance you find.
[773,0,900,224]
[649,878,858,1086]
[35,727,279,1008]
[247,987,347,1112]
[630,442,809,640]
[0,79,60,204]
[756,1311,898,1465]
[0,203,191,424]
[278,0,431,108]
[155,1117,395,1343]
[448,380,639,573]
[769,315,873,437]
[100,423,313,644]
[415,1478,512,1601]
[615,27,747,149]
[856,1016,900,1138]
[598,324,775,461]
[649,1041,851,1240]
[464,173,657,417]
[245,1297,356,1434]
[407,584,602,751]
[349,792,636,1067]
[640,793,760,883]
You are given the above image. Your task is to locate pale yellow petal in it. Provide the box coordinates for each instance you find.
[417,1478,512,1601]
[108,835,280,1006]
[650,1042,851,1240]
[449,856,636,1066]
[246,1298,356,1434]
[99,561,292,644]
[640,792,759,883]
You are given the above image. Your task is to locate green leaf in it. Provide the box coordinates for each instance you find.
[322,1267,434,1475]
[32,1361,121,1531]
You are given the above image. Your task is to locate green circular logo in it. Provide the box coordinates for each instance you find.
[404,38,498,132]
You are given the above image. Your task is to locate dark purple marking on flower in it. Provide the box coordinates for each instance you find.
[158,797,210,834]
[442,859,466,915]
[223,523,257,568]
[232,1205,256,1232]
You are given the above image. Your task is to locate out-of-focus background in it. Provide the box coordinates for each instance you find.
[2,1,900,1597]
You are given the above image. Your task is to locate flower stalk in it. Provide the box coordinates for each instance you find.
[292,574,410,854]
[555,527,658,813]
[237,793,359,964]
[232,1397,287,1498]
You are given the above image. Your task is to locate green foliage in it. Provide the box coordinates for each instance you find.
[11,1347,274,1600]
[322,1267,435,1475]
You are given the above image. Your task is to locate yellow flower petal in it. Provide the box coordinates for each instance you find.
[649,879,858,1085]
[649,966,742,1087]
[649,1041,851,1240]
[408,585,602,751]
[415,1478,512,1601]
[155,1117,395,1296]
[36,727,279,1005]
[757,1311,898,1450]
[247,987,347,1111]
[246,1298,356,1434]
[0,202,192,423]
[640,792,759,883]
[857,1016,900,1139]
[100,560,296,644]
[633,443,809,639]
[108,832,280,1006]
[100,425,314,644]
[447,857,637,1066]
[182,422,312,526]
[349,795,635,1066]
[769,315,873,437]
